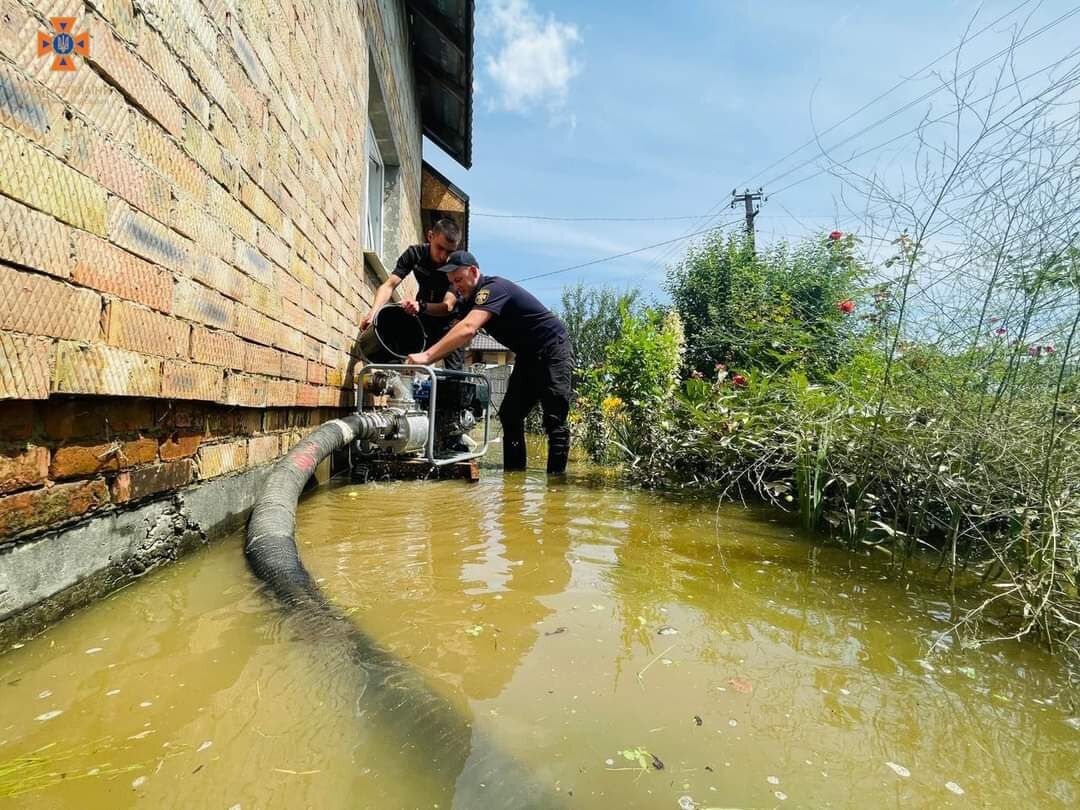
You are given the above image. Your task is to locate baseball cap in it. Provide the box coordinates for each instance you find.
[435,250,479,273]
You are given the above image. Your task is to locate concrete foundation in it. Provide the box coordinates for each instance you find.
[0,465,272,643]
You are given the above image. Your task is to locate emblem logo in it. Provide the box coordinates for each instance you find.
[475,289,491,305]
[36,18,89,72]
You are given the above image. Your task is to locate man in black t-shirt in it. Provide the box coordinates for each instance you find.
[360,218,465,370]
[404,250,573,474]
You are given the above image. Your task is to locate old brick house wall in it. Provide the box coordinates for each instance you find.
[0,0,473,630]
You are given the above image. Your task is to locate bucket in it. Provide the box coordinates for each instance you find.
[358,304,427,363]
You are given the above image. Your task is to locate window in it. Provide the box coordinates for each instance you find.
[365,122,384,256]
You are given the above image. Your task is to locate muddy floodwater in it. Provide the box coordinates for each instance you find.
[1,448,1077,808]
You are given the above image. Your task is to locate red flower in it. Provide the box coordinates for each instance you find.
[714,362,726,372]
[838,299,855,314]
[731,374,747,387]
[828,230,843,241]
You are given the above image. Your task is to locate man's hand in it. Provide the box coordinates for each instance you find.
[359,310,374,331]
[405,351,432,366]
[400,299,420,316]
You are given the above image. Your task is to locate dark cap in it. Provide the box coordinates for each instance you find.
[435,249,479,273]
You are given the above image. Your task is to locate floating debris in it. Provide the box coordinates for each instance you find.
[657,626,679,636]
[85,648,103,655]
[774,790,788,800]
[37,690,52,699]
[605,758,615,766]
[728,677,753,694]
[661,658,674,666]
[693,715,703,726]
[463,625,485,637]
[728,719,738,727]
[956,667,977,680]
[885,761,911,778]
[677,796,695,810]
[1063,717,1080,731]
[35,710,63,722]
[544,627,567,637]
[945,781,965,796]
[139,701,153,708]
[132,776,147,789]
[197,741,213,753]
[106,689,120,697]
[767,776,780,785]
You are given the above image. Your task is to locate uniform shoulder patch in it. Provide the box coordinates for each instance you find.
[475,288,491,305]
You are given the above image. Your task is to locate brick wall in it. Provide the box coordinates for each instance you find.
[0,0,424,544]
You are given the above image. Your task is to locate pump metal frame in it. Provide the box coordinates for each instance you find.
[356,364,491,466]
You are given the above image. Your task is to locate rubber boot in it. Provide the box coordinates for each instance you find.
[546,430,570,475]
[503,428,527,471]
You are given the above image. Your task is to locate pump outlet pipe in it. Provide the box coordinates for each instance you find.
[244,415,559,808]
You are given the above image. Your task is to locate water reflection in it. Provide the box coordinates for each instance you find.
[0,451,1076,808]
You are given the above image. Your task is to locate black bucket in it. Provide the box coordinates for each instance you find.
[358,304,427,363]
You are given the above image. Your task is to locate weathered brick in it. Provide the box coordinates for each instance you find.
[221,372,267,407]
[71,231,173,313]
[296,383,319,408]
[161,359,224,401]
[183,114,234,189]
[0,265,101,341]
[319,385,345,408]
[134,115,205,202]
[0,479,110,539]
[43,399,155,440]
[52,341,162,397]
[88,0,140,43]
[0,195,72,279]
[195,440,247,479]
[238,175,283,231]
[173,277,233,329]
[257,224,290,270]
[243,281,282,319]
[189,326,245,369]
[208,182,257,243]
[0,333,53,400]
[233,239,275,286]
[274,266,302,305]
[50,437,158,479]
[173,198,234,264]
[274,323,304,356]
[206,407,262,437]
[0,446,49,494]
[306,361,326,385]
[243,343,281,377]
[0,400,37,441]
[137,20,208,125]
[68,116,171,220]
[247,434,279,466]
[86,12,184,136]
[104,300,190,358]
[159,430,202,461]
[0,127,108,234]
[231,304,276,347]
[279,351,306,382]
[265,378,297,407]
[108,199,191,273]
[112,459,194,503]
[0,59,65,153]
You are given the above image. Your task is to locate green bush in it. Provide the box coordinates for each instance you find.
[666,232,865,379]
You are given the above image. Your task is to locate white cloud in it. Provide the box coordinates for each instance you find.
[481,0,582,117]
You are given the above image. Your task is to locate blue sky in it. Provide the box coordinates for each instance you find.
[422,0,1080,308]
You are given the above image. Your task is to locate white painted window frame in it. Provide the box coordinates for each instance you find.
[364,121,385,257]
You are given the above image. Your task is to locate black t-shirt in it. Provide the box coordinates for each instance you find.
[457,275,568,356]
[392,244,454,334]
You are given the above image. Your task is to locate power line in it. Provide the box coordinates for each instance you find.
[518,220,747,282]
[647,0,1058,272]
[759,6,1080,193]
[768,45,1080,197]
[472,211,712,222]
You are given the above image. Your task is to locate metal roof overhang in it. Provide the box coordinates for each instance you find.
[408,0,474,169]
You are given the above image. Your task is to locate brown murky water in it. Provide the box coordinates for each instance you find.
[1,447,1077,808]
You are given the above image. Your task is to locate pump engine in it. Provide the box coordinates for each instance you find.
[354,364,490,465]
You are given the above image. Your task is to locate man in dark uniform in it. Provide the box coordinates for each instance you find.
[404,250,573,474]
[360,218,465,370]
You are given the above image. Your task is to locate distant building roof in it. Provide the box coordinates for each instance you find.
[469,331,509,352]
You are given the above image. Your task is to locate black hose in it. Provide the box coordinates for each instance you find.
[244,414,560,807]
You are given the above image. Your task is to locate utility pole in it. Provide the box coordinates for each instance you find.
[730,187,765,246]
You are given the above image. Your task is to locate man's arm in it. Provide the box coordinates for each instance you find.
[360,275,403,329]
[421,290,458,318]
[405,309,491,365]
